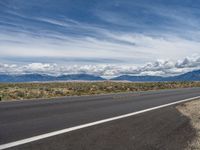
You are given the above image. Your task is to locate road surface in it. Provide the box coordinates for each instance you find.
[0,88,200,149]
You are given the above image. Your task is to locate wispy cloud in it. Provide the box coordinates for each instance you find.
[0,0,200,75]
[0,30,199,64]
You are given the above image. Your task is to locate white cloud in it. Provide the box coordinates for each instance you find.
[1,30,200,65]
[1,55,200,78]
[175,55,200,68]
[1,1,200,71]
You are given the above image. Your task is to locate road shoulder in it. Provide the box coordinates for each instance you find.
[177,99,200,150]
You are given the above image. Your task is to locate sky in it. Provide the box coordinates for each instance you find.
[0,0,200,77]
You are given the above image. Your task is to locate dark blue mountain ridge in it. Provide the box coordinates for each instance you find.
[0,74,105,82]
[111,75,165,82]
[57,74,104,81]
[0,70,200,82]
[165,70,200,81]
[111,70,200,82]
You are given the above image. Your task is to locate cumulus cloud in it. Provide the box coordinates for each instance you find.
[1,55,200,78]
[175,55,200,68]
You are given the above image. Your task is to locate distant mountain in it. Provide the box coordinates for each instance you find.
[166,70,200,81]
[0,74,105,82]
[56,74,104,81]
[111,75,165,82]
[0,74,55,82]
[1,70,200,82]
[111,70,200,82]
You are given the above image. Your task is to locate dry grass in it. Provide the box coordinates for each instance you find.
[0,81,200,101]
[177,100,200,150]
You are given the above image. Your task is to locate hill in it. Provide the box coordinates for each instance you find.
[111,70,200,82]
[0,70,200,82]
[0,74,105,82]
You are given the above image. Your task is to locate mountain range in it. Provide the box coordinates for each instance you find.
[112,70,200,82]
[0,74,104,82]
[0,70,200,82]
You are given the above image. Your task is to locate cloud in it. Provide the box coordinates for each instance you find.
[175,55,200,68]
[1,55,200,78]
[1,0,200,73]
[1,0,200,63]
[1,29,200,65]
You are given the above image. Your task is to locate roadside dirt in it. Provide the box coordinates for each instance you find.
[177,100,200,150]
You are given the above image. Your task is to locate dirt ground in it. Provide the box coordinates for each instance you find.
[177,100,200,150]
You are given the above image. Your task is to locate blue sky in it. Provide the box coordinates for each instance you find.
[0,0,200,77]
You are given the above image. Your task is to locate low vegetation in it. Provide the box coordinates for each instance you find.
[0,81,200,101]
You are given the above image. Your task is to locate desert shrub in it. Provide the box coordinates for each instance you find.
[54,90,65,96]
[0,81,200,101]
[15,90,25,98]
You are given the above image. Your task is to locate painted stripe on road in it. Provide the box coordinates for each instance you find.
[1,96,200,150]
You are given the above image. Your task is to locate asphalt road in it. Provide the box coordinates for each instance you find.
[1,88,200,149]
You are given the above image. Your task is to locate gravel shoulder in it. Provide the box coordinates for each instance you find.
[177,99,200,150]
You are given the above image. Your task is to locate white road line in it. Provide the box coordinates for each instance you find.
[1,96,200,150]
